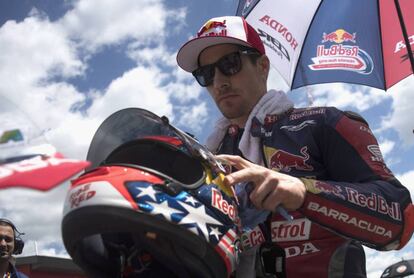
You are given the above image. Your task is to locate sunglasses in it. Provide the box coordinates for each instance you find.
[192,49,260,87]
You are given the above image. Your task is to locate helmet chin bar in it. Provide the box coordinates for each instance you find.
[63,205,229,278]
[102,233,182,277]
[94,230,199,278]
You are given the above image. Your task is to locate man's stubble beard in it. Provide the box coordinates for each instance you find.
[219,99,251,124]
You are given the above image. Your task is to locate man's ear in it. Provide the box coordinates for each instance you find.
[257,55,270,80]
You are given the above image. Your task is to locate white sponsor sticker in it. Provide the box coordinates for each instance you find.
[63,181,133,215]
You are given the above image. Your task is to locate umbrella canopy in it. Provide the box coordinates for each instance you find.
[381,259,414,277]
[236,0,414,90]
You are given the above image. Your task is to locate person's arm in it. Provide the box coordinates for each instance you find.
[218,110,413,251]
[298,110,413,251]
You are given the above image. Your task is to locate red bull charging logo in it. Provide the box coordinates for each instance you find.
[322,29,356,44]
[197,20,227,38]
[269,146,313,172]
[309,28,373,75]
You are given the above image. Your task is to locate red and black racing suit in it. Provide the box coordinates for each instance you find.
[217,106,414,278]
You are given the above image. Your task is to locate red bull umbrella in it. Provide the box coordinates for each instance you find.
[237,0,414,90]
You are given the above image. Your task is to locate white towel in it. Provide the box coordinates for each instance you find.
[205,89,294,165]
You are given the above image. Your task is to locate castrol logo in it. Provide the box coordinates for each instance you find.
[271,218,311,242]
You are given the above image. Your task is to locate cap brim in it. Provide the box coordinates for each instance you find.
[176,36,252,72]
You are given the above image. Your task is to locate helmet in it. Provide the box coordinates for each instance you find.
[61,108,241,278]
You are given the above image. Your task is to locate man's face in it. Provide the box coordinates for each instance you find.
[0,225,14,260]
[198,44,268,127]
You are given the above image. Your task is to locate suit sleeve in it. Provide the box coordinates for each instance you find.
[298,110,414,251]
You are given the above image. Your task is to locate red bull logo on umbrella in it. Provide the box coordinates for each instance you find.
[197,20,227,38]
[322,29,356,44]
[309,28,373,75]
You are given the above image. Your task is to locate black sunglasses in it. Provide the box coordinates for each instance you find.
[192,49,260,87]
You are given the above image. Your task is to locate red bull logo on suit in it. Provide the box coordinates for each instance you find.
[267,146,314,172]
[302,179,346,200]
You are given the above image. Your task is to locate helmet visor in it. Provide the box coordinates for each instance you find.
[86,108,224,188]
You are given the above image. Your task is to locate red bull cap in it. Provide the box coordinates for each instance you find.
[176,16,265,72]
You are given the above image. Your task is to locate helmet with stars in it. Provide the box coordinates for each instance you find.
[61,108,241,278]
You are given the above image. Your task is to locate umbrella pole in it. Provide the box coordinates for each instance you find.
[394,0,414,74]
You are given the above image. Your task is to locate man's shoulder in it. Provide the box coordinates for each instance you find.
[264,106,367,129]
[287,106,340,121]
[9,262,29,278]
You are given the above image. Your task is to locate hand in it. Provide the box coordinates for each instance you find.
[216,154,306,211]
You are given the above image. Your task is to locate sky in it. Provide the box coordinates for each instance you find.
[0,0,413,277]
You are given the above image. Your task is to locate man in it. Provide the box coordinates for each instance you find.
[176,16,414,277]
[0,219,28,278]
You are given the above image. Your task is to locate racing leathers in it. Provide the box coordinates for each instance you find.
[215,105,414,278]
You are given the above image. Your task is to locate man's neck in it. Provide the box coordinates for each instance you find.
[229,93,267,127]
[230,116,247,128]
[0,260,10,276]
